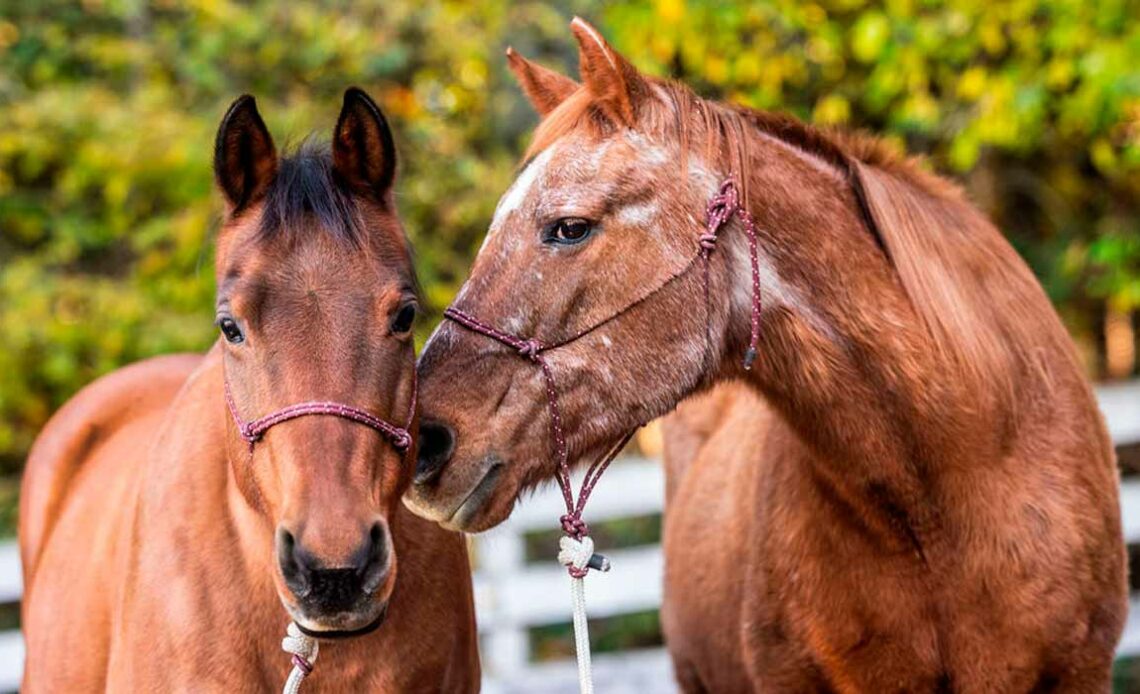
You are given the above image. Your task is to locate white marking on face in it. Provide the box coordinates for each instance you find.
[601,335,612,348]
[624,131,669,166]
[482,146,558,253]
[616,200,661,227]
[587,139,613,170]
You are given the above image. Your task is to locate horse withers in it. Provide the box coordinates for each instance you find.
[19,90,479,691]
[406,17,1125,692]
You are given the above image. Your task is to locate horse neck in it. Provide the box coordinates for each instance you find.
[135,346,278,595]
[706,137,1080,510]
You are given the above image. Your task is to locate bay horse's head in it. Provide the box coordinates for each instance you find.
[213,90,417,636]
[408,20,735,531]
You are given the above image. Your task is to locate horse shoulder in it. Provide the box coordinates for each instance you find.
[19,353,202,585]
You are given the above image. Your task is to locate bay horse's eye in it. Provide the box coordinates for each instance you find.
[217,317,244,344]
[545,218,594,245]
[391,303,417,335]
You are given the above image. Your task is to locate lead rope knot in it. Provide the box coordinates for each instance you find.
[518,338,543,361]
[281,622,318,694]
[558,534,595,579]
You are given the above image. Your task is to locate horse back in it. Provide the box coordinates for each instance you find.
[19,353,202,585]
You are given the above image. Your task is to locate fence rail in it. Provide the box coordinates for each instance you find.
[1,381,1138,692]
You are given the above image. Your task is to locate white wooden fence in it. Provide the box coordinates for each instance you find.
[0,381,1137,692]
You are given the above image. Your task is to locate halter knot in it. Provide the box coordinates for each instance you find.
[706,179,740,224]
[238,423,259,443]
[392,429,413,451]
[518,338,543,361]
[560,513,589,540]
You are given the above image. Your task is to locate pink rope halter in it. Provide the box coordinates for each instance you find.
[444,179,762,576]
[224,372,416,456]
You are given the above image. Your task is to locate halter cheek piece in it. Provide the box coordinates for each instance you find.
[443,179,762,576]
[224,371,417,457]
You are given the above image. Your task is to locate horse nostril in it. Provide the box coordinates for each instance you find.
[415,421,456,484]
[276,526,310,598]
[360,522,390,594]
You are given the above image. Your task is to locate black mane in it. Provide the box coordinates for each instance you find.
[258,141,363,245]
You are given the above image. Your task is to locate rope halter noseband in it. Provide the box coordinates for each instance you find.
[223,368,416,692]
[442,178,763,693]
[224,373,416,457]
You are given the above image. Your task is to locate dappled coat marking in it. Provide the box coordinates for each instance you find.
[407,17,1125,693]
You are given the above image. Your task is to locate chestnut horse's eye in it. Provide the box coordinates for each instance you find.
[544,218,594,245]
[391,303,417,335]
[217,317,244,344]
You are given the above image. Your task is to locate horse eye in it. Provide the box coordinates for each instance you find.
[217,317,244,344]
[391,303,416,335]
[545,218,594,245]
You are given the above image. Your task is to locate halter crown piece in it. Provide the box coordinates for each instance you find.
[443,178,763,694]
[223,371,417,694]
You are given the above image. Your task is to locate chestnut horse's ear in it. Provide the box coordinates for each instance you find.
[569,17,646,126]
[506,46,580,116]
[332,87,397,202]
[214,95,277,211]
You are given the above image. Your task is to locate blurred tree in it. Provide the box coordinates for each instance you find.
[1,0,1138,480]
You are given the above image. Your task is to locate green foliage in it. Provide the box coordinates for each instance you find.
[1,0,1139,476]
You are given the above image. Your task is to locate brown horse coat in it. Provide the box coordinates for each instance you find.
[20,91,479,692]
[22,354,477,691]
[407,19,1126,693]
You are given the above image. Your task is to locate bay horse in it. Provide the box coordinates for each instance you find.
[406,17,1126,692]
[19,89,479,691]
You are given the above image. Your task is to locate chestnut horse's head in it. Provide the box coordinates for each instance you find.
[213,90,417,636]
[408,20,736,531]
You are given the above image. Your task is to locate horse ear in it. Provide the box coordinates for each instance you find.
[569,17,646,126]
[506,47,580,116]
[333,87,397,201]
[214,95,277,211]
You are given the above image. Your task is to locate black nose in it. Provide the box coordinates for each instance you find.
[415,421,455,484]
[277,522,389,612]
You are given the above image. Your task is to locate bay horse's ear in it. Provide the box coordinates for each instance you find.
[569,17,646,126]
[333,87,397,202]
[214,95,277,211]
[506,46,580,116]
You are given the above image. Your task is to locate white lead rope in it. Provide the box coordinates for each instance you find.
[281,622,319,694]
[559,534,610,694]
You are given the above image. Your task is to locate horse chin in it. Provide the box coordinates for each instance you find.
[289,602,389,640]
[405,460,513,533]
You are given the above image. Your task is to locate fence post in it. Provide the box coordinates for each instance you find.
[476,529,529,680]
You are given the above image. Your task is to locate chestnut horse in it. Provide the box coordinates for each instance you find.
[19,90,479,691]
[406,18,1125,693]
